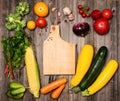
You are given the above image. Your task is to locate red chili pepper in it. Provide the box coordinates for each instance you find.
[4,65,9,74]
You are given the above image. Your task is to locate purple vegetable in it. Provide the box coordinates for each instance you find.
[73,22,90,37]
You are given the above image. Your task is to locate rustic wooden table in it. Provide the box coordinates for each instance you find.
[0,0,120,101]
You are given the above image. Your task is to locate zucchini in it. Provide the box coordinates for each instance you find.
[82,60,118,96]
[70,44,94,88]
[74,46,107,93]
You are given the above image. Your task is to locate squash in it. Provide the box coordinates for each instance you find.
[74,46,107,93]
[82,59,118,96]
[70,44,94,88]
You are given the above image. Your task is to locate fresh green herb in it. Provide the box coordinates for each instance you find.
[16,2,30,16]
[2,29,29,79]
[5,13,26,31]
[2,37,14,79]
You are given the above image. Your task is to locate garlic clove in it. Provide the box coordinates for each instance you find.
[68,13,75,21]
[52,7,57,12]
[63,7,72,16]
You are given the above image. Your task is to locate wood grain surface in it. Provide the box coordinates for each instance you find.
[0,0,120,101]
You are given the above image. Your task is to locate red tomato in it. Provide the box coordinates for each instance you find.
[94,18,110,35]
[79,9,84,14]
[36,17,47,28]
[102,9,113,20]
[91,9,101,20]
[77,5,83,10]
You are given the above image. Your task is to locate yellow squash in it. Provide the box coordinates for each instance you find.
[70,44,94,88]
[82,59,118,96]
[25,46,40,98]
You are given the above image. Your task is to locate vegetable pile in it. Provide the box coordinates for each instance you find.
[1,1,118,100]
[27,1,49,30]
[70,44,118,96]
[2,1,41,99]
[2,30,29,79]
[41,77,67,99]
[2,2,30,79]
[5,2,29,31]
[77,4,91,18]
[91,9,113,35]
[6,82,26,99]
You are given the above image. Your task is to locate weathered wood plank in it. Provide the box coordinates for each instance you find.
[58,0,70,100]
[0,0,10,101]
[117,1,120,101]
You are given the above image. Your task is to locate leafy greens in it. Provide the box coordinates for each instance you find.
[2,2,30,79]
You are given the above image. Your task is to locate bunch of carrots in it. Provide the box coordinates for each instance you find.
[40,77,67,99]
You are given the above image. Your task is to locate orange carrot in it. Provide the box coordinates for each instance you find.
[51,84,66,99]
[41,77,67,94]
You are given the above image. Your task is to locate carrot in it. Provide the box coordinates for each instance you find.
[41,77,67,94]
[51,84,66,99]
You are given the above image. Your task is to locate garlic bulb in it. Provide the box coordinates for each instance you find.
[63,7,72,16]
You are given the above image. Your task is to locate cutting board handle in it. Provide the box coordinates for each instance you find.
[49,25,60,38]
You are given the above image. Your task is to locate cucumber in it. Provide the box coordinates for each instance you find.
[74,46,107,93]
[6,90,24,99]
[10,87,25,95]
[9,82,24,89]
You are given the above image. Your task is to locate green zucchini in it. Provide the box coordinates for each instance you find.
[74,46,107,93]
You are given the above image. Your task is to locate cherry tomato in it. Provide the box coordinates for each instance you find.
[78,5,83,10]
[85,6,90,11]
[36,17,47,28]
[102,9,113,20]
[86,13,91,17]
[82,13,86,18]
[27,20,36,30]
[79,9,84,14]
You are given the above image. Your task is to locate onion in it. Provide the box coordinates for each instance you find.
[73,22,90,37]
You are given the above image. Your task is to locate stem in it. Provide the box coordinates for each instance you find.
[4,64,9,74]
[9,61,15,80]
[73,87,81,93]
[81,89,90,96]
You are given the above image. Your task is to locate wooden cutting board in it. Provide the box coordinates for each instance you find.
[43,25,76,75]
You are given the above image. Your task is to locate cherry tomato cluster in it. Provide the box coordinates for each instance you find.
[91,9,113,35]
[77,4,91,18]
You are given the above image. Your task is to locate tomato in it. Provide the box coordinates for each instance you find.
[34,2,49,17]
[77,5,83,10]
[94,18,110,35]
[36,17,47,28]
[102,9,113,20]
[91,9,101,20]
[27,20,36,30]
[79,9,84,14]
